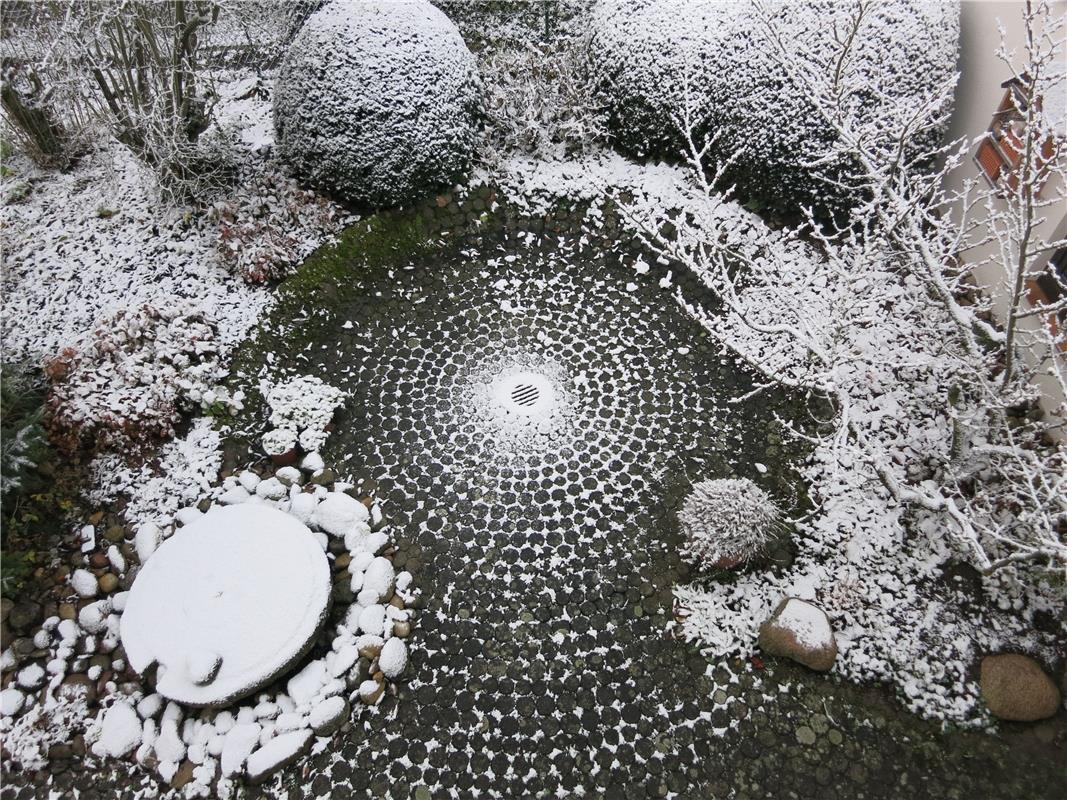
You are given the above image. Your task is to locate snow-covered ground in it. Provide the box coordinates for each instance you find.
[0,140,268,365]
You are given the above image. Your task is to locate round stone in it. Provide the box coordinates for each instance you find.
[120,505,330,706]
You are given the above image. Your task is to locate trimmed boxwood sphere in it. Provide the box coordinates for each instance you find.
[587,0,959,217]
[274,0,479,208]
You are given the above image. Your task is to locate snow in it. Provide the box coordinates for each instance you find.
[91,701,142,758]
[106,545,126,574]
[484,151,1064,724]
[70,569,98,598]
[0,142,269,366]
[16,663,45,690]
[379,637,408,679]
[274,0,479,207]
[774,599,834,650]
[361,557,396,604]
[357,605,388,637]
[586,0,959,213]
[0,689,26,717]
[308,696,348,731]
[300,452,325,473]
[120,505,330,706]
[264,375,345,454]
[312,492,370,538]
[220,723,262,776]
[245,729,312,782]
[78,600,112,634]
[90,418,223,531]
[285,661,327,708]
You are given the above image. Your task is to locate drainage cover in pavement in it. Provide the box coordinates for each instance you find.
[493,371,555,417]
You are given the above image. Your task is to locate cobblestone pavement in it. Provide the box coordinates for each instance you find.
[4,194,1064,799]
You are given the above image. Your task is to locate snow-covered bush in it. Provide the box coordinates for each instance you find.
[274,0,480,207]
[586,0,959,215]
[479,38,608,163]
[677,478,782,568]
[212,168,344,284]
[44,305,228,456]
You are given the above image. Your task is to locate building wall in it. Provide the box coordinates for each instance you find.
[945,0,1066,417]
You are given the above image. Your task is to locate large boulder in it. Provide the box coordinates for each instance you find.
[980,654,1061,722]
[587,0,959,217]
[274,0,480,208]
[758,597,837,672]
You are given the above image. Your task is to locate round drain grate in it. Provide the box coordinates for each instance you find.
[510,382,540,407]
[492,371,556,417]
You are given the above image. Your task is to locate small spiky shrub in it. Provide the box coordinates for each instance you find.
[678,478,782,568]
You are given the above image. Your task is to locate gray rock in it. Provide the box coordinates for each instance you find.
[8,600,42,632]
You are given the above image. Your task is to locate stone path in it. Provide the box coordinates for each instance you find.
[4,195,1063,799]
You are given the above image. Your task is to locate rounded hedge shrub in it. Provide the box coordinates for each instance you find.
[587,0,959,217]
[274,0,479,208]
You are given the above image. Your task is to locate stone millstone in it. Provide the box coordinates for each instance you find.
[980,653,1061,722]
[758,597,837,672]
[121,505,331,707]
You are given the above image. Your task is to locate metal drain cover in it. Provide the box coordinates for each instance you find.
[492,372,555,417]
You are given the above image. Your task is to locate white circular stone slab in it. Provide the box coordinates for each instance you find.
[121,505,330,707]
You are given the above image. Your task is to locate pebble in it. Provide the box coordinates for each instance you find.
[103,525,126,543]
[98,573,120,594]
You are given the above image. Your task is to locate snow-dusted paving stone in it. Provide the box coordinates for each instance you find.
[121,505,331,706]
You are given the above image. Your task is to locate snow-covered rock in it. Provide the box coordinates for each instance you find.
[92,701,142,757]
[757,598,837,672]
[587,0,959,214]
[134,522,161,563]
[16,663,45,690]
[0,688,26,717]
[300,452,325,473]
[360,557,396,603]
[255,477,287,500]
[357,605,387,637]
[359,679,384,705]
[288,492,319,524]
[220,722,262,776]
[312,493,369,537]
[121,505,330,706]
[286,660,328,707]
[379,637,408,679]
[71,568,98,598]
[309,696,349,736]
[78,599,113,634]
[274,0,479,207]
[246,729,313,783]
